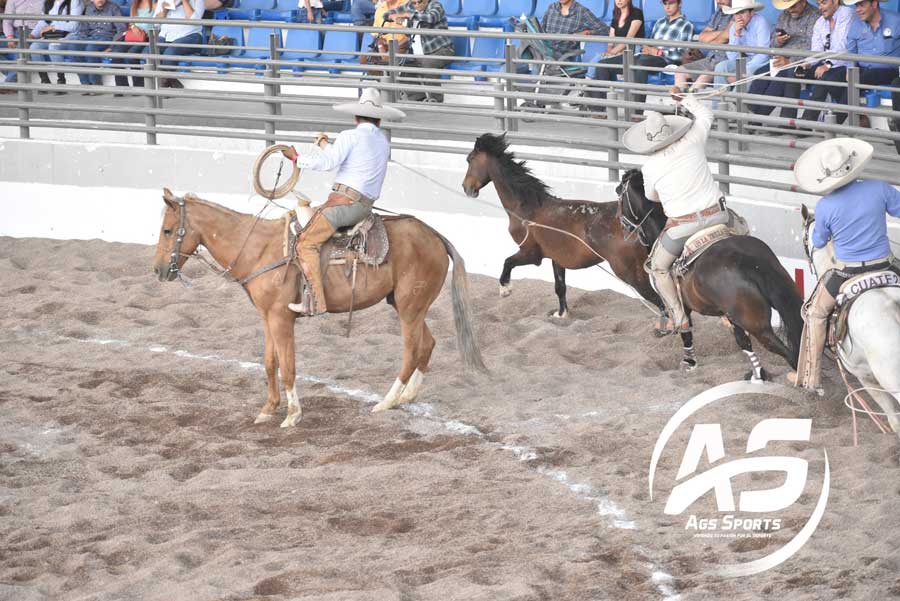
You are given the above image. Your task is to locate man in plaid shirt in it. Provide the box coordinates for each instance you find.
[388,0,455,102]
[633,0,693,114]
[541,0,608,59]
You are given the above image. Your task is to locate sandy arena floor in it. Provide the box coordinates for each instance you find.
[2,236,899,601]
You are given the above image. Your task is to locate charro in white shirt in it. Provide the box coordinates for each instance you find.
[641,94,723,218]
[296,122,390,200]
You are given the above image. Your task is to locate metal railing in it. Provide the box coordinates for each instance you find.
[3,14,900,193]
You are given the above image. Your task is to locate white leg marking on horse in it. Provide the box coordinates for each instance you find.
[398,369,424,404]
[499,283,512,298]
[280,383,302,428]
[551,309,569,319]
[254,412,277,424]
[372,378,406,412]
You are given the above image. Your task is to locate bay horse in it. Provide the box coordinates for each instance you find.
[801,205,900,436]
[619,169,804,380]
[152,189,486,427]
[461,133,699,370]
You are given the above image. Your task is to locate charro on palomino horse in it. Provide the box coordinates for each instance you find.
[793,137,900,436]
[615,91,803,380]
[153,90,485,427]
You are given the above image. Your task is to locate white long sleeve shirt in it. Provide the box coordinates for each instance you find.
[296,122,390,200]
[31,0,84,37]
[641,94,722,219]
[153,0,204,41]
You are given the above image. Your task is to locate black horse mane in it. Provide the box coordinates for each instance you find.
[474,133,554,210]
[622,168,646,197]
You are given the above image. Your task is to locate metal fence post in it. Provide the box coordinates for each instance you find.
[823,112,837,138]
[146,30,160,145]
[387,39,398,103]
[16,27,31,140]
[504,42,517,132]
[846,65,860,128]
[264,32,281,147]
[608,126,619,183]
[735,56,746,152]
[622,46,633,122]
[717,101,731,196]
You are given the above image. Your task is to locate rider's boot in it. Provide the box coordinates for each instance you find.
[288,212,335,316]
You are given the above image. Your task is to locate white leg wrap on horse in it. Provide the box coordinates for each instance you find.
[744,350,764,383]
[372,378,406,412]
[280,383,303,428]
[499,283,512,298]
[398,369,424,404]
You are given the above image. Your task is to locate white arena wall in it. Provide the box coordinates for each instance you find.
[2,131,898,300]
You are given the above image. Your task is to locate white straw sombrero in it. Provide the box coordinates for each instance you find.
[622,111,693,154]
[723,0,763,14]
[333,88,406,121]
[793,138,874,195]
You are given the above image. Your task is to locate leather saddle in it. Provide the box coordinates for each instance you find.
[284,209,390,275]
[672,210,750,277]
[829,270,900,347]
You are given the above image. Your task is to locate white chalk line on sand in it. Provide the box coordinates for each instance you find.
[30,329,679,600]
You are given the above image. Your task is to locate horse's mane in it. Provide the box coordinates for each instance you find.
[622,168,646,197]
[184,193,282,222]
[474,133,554,210]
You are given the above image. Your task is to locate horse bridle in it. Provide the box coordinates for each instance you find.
[617,171,656,247]
[165,195,189,281]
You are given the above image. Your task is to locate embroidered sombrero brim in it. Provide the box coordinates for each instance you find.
[793,138,874,195]
[622,114,693,154]
[333,100,406,121]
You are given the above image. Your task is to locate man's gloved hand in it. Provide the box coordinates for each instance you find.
[315,133,330,148]
[281,145,299,162]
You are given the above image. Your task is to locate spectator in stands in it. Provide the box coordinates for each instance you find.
[352,0,376,26]
[792,0,853,124]
[302,0,325,23]
[585,0,645,115]
[839,0,900,136]
[24,0,84,91]
[631,0,693,114]
[673,0,731,92]
[520,0,608,110]
[1,0,46,91]
[55,0,124,92]
[712,0,770,91]
[113,0,153,91]
[747,0,816,119]
[389,0,454,102]
[373,0,409,53]
[145,0,204,89]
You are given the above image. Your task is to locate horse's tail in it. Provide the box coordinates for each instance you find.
[746,253,804,368]
[427,226,489,374]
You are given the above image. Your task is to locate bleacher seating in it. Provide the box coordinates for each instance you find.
[459,0,498,16]
[225,0,276,21]
[283,27,322,70]
[258,0,304,22]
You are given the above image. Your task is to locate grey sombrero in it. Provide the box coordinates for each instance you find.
[622,110,693,155]
[333,88,406,121]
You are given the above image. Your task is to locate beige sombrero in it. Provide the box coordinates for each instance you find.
[842,0,886,5]
[333,88,406,121]
[723,0,763,13]
[772,0,802,9]
[793,138,874,195]
[623,111,693,155]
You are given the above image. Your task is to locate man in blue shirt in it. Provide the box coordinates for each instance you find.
[713,0,770,91]
[790,138,900,392]
[839,0,900,127]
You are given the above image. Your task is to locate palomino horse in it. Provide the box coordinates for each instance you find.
[619,169,804,380]
[152,189,485,427]
[801,205,900,435]
[461,133,699,369]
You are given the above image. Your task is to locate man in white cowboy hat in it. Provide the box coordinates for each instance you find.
[790,137,900,392]
[280,87,406,316]
[712,0,771,91]
[623,92,731,335]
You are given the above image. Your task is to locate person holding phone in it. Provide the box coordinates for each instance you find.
[747,0,817,120]
[144,0,204,89]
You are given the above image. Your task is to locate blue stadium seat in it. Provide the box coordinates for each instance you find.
[866,88,893,108]
[442,34,474,76]
[258,0,303,22]
[283,28,321,70]
[580,0,604,20]
[226,0,277,20]
[534,0,553,19]
[243,26,282,68]
[315,28,359,73]
[178,25,246,73]
[495,0,535,18]
[443,0,462,14]
[581,39,608,77]
[459,0,498,16]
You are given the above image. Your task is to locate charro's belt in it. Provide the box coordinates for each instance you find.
[839,255,892,268]
[332,183,375,206]
[668,199,726,225]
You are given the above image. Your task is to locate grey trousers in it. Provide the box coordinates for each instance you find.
[402,45,455,102]
[321,201,372,229]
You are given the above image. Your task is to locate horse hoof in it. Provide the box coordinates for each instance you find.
[680,359,698,372]
[745,368,769,383]
[254,412,277,424]
[372,401,391,413]
[280,408,302,428]
[550,310,569,319]
[499,284,512,298]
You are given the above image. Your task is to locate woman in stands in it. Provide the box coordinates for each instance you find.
[113,0,154,91]
[585,0,644,116]
[28,0,84,91]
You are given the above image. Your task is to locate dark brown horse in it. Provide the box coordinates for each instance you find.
[461,133,701,370]
[618,169,804,379]
[152,189,485,427]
